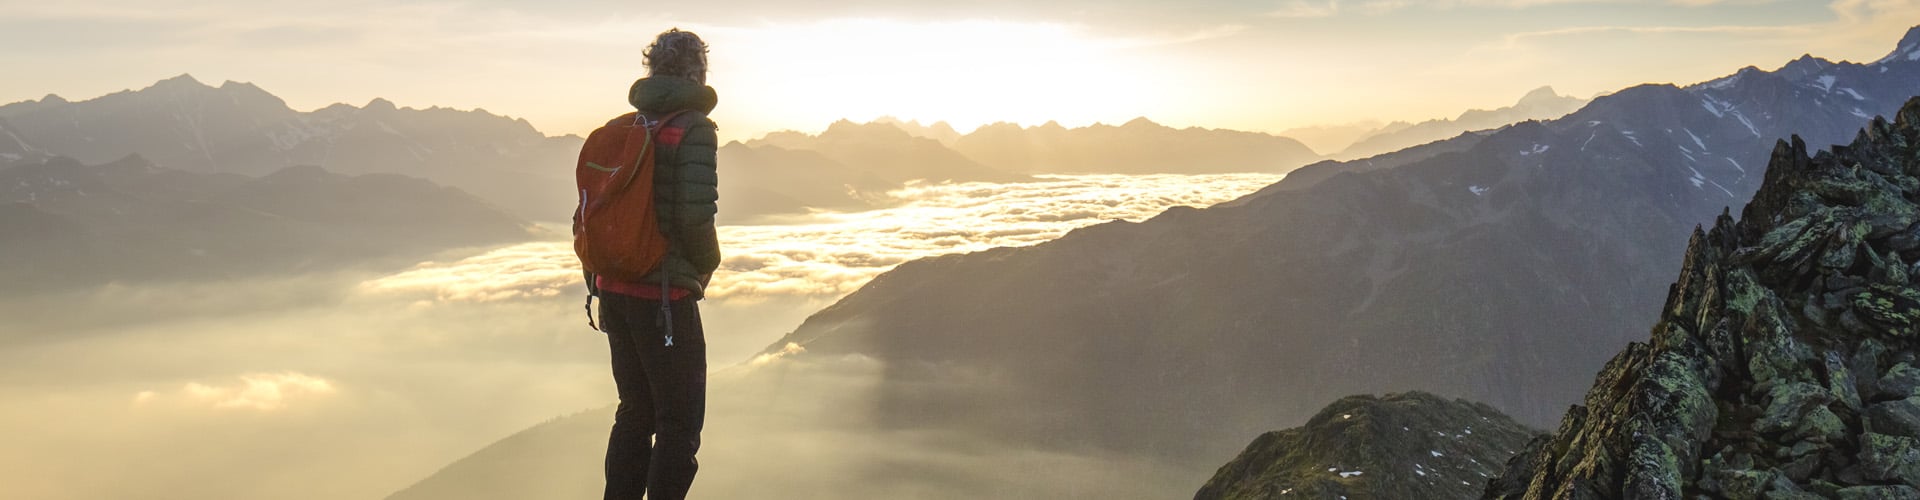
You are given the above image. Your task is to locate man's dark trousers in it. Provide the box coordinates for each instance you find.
[601,292,706,500]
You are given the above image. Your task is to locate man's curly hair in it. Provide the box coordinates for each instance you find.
[645,28,708,84]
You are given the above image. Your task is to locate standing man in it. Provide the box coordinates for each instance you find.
[577,28,721,500]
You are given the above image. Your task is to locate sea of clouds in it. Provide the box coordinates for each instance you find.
[0,172,1281,500]
[364,173,1283,303]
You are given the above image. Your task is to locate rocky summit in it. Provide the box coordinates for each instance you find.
[1196,392,1538,500]
[1486,97,1920,499]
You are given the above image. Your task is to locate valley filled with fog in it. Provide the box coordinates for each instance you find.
[0,172,1279,500]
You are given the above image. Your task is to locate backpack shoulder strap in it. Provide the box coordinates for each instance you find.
[638,110,697,144]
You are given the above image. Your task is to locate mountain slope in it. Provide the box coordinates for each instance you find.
[952,117,1321,174]
[1196,392,1538,500]
[1487,97,1920,499]
[0,155,533,294]
[1338,86,1588,160]
[749,119,1026,185]
[0,75,581,220]
[758,26,1920,466]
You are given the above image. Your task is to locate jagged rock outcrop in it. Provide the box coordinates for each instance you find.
[1486,97,1920,499]
[1196,392,1538,500]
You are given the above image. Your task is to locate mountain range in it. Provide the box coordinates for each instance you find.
[1,76,1395,226]
[1334,86,1589,160]
[0,154,534,295]
[378,24,1920,500]
[0,75,581,221]
[753,23,1920,462]
[951,117,1320,174]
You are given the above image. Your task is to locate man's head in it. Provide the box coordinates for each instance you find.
[645,28,708,84]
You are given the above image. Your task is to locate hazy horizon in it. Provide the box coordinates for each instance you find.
[5,0,1919,143]
[10,2,1920,499]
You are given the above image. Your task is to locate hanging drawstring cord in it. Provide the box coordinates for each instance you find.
[658,269,675,347]
[585,293,599,332]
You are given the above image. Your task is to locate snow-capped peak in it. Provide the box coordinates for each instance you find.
[1875,25,1920,65]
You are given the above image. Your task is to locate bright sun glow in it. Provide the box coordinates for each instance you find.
[700,19,1171,138]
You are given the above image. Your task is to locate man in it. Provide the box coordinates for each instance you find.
[590,28,720,500]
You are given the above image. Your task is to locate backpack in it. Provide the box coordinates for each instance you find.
[573,110,693,283]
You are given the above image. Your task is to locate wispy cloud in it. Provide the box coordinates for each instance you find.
[1268,0,1343,18]
[1494,24,1811,48]
[136,372,339,412]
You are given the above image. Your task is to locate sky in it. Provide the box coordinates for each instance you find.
[2,0,1918,143]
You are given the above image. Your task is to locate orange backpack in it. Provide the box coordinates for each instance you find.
[573,110,692,283]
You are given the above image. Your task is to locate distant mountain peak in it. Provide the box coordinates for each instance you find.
[40,94,66,105]
[821,118,909,139]
[1776,53,1835,80]
[364,97,398,112]
[148,73,209,91]
[1514,86,1578,109]
[1121,116,1159,128]
[1519,85,1560,102]
[218,80,262,91]
[97,153,159,173]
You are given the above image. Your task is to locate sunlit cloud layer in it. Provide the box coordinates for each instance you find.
[361,173,1284,304]
[134,371,338,412]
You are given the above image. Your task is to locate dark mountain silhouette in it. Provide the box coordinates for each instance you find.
[1488,97,1920,499]
[1238,129,1489,197]
[1280,121,1392,157]
[750,119,1027,185]
[755,26,1920,466]
[386,407,609,500]
[1337,86,1588,160]
[714,141,894,223]
[721,120,1027,223]
[951,117,1321,174]
[1196,392,1537,500]
[874,116,963,146]
[0,154,533,294]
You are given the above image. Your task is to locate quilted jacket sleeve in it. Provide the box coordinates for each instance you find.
[660,114,722,277]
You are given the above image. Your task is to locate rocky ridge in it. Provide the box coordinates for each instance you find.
[1196,392,1537,500]
[1486,97,1920,499]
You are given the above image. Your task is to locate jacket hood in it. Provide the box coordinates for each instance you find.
[628,77,717,115]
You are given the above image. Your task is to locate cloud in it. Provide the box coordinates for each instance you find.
[1269,0,1343,17]
[1266,0,1769,17]
[750,342,809,366]
[139,372,339,411]
[359,172,1284,304]
[1494,24,1810,48]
